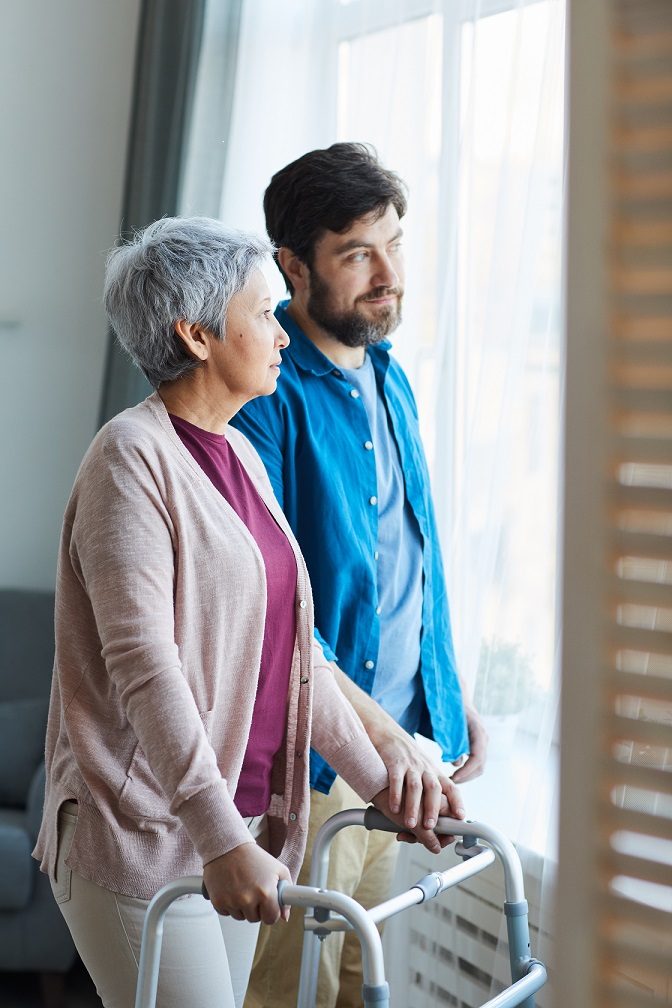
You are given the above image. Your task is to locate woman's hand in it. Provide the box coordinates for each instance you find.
[203,843,292,925]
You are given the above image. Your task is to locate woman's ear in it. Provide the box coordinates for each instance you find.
[173,320,209,361]
[277,247,310,294]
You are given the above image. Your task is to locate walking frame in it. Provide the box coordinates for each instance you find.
[134,809,548,1008]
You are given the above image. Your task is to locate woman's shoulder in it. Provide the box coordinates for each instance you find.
[78,395,173,479]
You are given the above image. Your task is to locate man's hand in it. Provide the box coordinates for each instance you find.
[451,704,488,784]
[329,661,468,834]
[370,785,464,855]
[372,722,466,831]
[203,843,292,925]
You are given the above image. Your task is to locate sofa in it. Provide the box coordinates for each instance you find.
[0,588,78,1006]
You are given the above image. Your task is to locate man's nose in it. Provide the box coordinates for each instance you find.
[371,253,401,290]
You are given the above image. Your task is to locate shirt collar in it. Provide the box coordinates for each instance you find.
[275,300,392,376]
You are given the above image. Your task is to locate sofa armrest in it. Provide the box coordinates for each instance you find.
[26,761,46,841]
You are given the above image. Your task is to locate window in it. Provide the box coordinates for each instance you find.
[333,0,565,853]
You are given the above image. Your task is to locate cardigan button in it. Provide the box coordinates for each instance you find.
[296,751,303,758]
[299,599,307,608]
[289,812,297,821]
[300,676,309,684]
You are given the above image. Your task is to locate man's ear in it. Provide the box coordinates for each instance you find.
[173,320,209,361]
[278,247,310,294]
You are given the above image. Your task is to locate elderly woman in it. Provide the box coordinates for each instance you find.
[33,217,456,1008]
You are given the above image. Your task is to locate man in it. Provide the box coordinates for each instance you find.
[232,142,487,1008]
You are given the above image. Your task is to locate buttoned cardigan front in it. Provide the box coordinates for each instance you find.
[34,393,387,899]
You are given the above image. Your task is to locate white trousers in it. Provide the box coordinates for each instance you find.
[52,802,266,1008]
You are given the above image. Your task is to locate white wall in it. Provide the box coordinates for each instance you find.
[0,0,141,589]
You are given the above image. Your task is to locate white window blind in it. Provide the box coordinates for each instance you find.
[559,0,672,1004]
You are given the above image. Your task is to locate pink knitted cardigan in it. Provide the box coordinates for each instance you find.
[34,393,388,899]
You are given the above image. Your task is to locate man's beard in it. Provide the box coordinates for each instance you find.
[307,268,403,348]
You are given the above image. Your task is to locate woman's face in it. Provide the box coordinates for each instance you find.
[213,268,289,407]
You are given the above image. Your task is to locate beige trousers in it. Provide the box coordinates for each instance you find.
[52,801,266,1008]
[244,777,399,1008]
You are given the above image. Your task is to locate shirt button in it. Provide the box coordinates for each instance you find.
[299,599,307,608]
[369,496,378,506]
[376,605,382,615]
[374,550,379,560]
[350,388,360,398]
[289,812,297,821]
[364,441,373,450]
[333,370,342,378]
[365,660,375,670]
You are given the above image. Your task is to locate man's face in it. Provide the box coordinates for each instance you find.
[305,203,405,348]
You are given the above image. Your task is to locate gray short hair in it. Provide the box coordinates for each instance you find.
[103,216,274,388]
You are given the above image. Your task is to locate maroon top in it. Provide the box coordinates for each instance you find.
[170,414,297,816]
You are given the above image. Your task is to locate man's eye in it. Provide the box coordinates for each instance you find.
[350,252,367,262]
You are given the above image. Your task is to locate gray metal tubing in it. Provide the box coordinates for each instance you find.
[302,846,496,933]
[476,961,547,1008]
[308,808,369,890]
[134,876,203,1008]
[356,810,526,904]
[283,883,388,1008]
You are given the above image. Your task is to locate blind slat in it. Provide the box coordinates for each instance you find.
[611,484,672,512]
[602,849,672,887]
[608,575,672,607]
[600,986,672,1008]
[610,623,672,655]
[602,889,672,931]
[607,711,672,749]
[610,669,672,702]
[604,756,672,794]
[612,434,672,463]
[603,802,672,842]
[602,938,672,982]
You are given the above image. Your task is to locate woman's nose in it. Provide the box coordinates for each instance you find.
[275,319,290,348]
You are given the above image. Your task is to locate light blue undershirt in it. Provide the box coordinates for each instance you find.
[340,355,424,734]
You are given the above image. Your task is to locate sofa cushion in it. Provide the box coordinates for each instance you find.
[0,697,49,806]
[0,809,34,909]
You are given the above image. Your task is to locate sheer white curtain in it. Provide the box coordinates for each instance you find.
[194,0,566,1001]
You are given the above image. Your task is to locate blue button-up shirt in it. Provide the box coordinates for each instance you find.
[231,303,469,794]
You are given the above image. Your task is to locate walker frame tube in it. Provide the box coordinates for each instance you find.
[297,810,544,1008]
[134,812,547,1008]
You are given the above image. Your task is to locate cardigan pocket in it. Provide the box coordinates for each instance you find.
[119,742,172,823]
[119,711,214,826]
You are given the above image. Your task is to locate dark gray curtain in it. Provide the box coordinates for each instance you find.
[99,0,242,426]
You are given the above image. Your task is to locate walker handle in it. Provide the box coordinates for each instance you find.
[201,878,288,906]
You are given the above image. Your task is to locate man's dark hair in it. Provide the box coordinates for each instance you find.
[263,142,408,295]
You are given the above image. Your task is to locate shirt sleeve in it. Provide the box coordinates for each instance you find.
[309,639,388,802]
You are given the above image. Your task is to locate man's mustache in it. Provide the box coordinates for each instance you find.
[358,286,404,303]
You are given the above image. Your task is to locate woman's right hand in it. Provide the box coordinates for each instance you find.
[203,843,292,925]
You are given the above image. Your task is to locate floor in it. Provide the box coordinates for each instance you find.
[1,958,101,1008]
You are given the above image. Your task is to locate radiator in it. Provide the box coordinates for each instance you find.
[382,842,555,1008]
